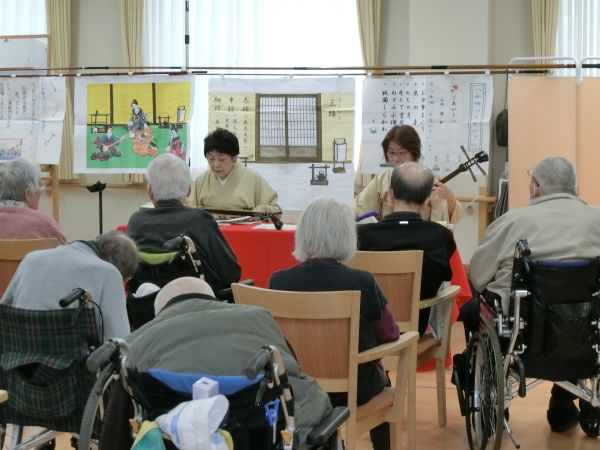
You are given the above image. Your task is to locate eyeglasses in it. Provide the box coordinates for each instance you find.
[527,168,539,187]
[387,150,410,159]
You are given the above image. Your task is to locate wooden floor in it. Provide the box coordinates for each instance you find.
[9,322,600,450]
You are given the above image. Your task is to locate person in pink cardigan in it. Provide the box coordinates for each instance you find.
[0,158,66,243]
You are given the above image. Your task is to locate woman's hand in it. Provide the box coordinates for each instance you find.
[432,181,457,217]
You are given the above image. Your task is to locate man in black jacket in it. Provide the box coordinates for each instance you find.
[357,162,456,334]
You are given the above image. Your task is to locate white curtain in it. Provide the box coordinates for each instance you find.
[556,0,600,66]
[143,0,362,169]
[0,0,46,35]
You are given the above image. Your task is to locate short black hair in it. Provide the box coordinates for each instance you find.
[204,128,240,157]
[390,165,434,205]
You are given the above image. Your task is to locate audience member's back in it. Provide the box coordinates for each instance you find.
[126,153,240,292]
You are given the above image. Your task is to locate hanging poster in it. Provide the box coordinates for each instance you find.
[361,75,493,175]
[74,75,193,174]
[207,77,355,209]
[0,77,66,164]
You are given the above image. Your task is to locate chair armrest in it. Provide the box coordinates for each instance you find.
[307,406,350,445]
[357,331,419,364]
[419,285,461,310]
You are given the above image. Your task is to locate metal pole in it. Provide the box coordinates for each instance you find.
[185,0,190,69]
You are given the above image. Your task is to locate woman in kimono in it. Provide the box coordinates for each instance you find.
[188,128,281,213]
[353,124,462,224]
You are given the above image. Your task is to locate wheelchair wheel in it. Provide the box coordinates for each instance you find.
[465,324,505,450]
[579,399,600,438]
[78,365,116,450]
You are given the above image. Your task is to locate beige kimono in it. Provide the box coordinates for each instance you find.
[352,168,462,223]
[188,162,281,213]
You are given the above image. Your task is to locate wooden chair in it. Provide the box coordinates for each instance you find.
[0,238,59,298]
[346,250,461,427]
[232,284,419,450]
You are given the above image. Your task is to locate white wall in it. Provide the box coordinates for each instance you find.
[40,0,534,255]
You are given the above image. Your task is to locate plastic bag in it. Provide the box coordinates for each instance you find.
[156,395,231,450]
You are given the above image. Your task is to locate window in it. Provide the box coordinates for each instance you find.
[556,0,600,74]
[257,94,321,162]
[143,0,362,169]
[0,0,46,35]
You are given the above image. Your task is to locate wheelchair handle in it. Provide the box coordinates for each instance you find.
[244,346,273,379]
[86,339,119,373]
[516,239,531,258]
[59,288,86,308]
[163,235,185,252]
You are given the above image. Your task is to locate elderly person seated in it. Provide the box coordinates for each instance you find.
[187,128,281,214]
[127,153,241,293]
[100,277,332,450]
[459,156,600,433]
[353,124,462,224]
[1,230,137,340]
[0,158,66,242]
[269,197,399,450]
[357,162,456,335]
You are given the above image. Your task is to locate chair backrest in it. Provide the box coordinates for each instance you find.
[0,304,100,432]
[346,250,423,332]
[512,256,600,380]
[232,284,361,396]
[0,238,59,298]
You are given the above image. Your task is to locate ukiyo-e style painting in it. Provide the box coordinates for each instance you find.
[73,76,192,174]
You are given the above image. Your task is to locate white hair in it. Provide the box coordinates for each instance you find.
[532,156,577,196]
[0,158,40,202]
[293,197,357,263]
[146,153,190,201]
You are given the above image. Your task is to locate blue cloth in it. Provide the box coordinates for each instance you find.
[148,368,262,396]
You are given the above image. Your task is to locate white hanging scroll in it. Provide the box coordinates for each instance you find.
[361,74,493,175]
[0,77,66,164]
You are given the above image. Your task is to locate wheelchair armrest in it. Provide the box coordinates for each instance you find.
[216,279,255,302]
[307,406,350,445]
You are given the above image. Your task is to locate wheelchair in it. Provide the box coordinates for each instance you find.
[78,339,348,450]
[127,234,250,330]
[0,289,101,449]
[455,239,600,450]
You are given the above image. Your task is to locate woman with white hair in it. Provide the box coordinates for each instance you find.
[0,158,66,242]
[268,196,398,450]
[127,153,241,292]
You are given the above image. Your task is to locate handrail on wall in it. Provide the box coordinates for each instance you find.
[509,56,579,83]
[580,57,600,83]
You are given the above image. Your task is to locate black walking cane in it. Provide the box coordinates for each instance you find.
[86,181,107,235]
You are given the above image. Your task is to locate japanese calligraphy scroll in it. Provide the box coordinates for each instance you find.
[0,77,66,164]
[361,75,493,175]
